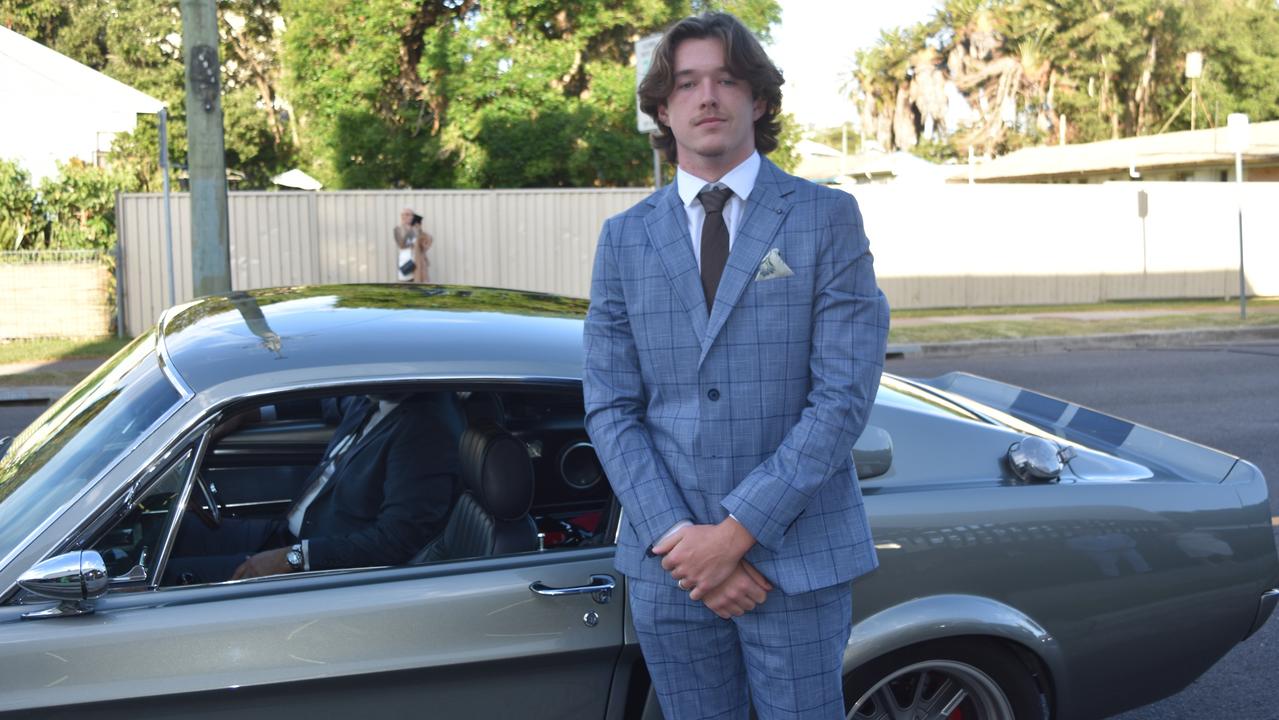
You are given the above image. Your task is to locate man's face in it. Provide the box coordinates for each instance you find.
[400,210,413,225]
[657,36,765,177]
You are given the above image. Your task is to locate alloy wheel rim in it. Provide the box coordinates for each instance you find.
[847,659,1015,720]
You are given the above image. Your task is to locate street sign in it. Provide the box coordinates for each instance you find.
[1185,51,1203,79]
[1226,113,1250,154]
[635,33,662,134]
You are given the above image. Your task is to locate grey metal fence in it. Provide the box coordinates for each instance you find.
[116,189,648,335]
[116,183,1279,336]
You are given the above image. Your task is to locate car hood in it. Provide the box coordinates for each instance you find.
[911,371,1244,485]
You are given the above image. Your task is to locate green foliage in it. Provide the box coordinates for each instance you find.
[8,0,785,190]
[853,0,1279,157]
[0,159,43,250]
[770,112,801,173]
[38,159,140,250]
[808,126,861,155]
[3,0,295,191]
[284,0,782,188]
[0,157,136,251]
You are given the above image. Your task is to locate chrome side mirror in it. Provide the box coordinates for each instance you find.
[853,426,893,480]
[17,550,110,620]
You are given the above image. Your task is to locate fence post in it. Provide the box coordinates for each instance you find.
[114,190,126,338]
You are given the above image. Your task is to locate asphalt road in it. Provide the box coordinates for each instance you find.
[0,401,48,447]
[1,341,1275,718]
[889,341,1279,720]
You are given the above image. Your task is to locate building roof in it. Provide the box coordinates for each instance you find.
[958,120,1279,182]
[0,26,163,180]
[271,169,324,190]
[842,150,950,182]
[795,141,950,184]
[0,26,163,115]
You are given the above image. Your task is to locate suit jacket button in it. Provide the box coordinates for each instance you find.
[707,388,720,401]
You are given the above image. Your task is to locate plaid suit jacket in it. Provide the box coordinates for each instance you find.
[584,158,889,595]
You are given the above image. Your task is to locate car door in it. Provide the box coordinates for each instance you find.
[0,427,625,719]
[1,554,624,719]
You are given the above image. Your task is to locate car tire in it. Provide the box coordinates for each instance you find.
[843,638,1046,720]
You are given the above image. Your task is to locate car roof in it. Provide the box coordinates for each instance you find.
[159,285,590,394]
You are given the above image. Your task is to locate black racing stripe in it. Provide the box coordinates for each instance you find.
[1066,407,1134,447]
[1011,391,1069,423]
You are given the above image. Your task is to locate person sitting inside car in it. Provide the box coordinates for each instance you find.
[166,393,460,584]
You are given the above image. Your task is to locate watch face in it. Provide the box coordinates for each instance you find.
[286,549,303,569]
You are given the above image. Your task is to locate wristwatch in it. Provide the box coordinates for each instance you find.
[285,544,304,572]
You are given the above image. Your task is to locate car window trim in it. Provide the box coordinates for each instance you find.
[123,545,621,605]
[46,418,216,592]
[149,423,215,589]
[157,306,195,399]
[0,376,189,598]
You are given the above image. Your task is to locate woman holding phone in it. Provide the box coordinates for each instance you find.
[393,208,434,282]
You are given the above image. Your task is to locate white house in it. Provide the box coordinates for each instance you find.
[0,26,163,182]
[954,121,1279,184]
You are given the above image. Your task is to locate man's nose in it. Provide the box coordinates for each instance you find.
[697,78,719,106]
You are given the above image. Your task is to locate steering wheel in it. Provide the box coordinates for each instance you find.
[189,471,223,529]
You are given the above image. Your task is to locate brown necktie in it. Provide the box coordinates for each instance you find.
[698,186,734,313]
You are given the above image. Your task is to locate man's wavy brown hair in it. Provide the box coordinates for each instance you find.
[638,12,784,165]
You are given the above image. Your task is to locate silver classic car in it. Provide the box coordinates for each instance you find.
[1,285,1275,720]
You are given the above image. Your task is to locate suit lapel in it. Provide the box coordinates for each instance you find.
[323,402,400,497]
[700,158,794,363]
[644,186,710,343]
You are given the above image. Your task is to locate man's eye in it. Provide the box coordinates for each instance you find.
[678,81,695,90]
[720,78,737,86]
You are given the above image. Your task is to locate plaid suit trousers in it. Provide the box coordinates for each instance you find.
[629,578,853,720]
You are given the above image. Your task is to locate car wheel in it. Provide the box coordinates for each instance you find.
[844,639,1046,720]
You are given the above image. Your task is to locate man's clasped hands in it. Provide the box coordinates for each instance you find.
[652,516,774,619]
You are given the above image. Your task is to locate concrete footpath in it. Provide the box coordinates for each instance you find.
[4,305,1279,404]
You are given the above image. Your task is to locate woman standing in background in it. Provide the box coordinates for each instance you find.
[393,208,434,282]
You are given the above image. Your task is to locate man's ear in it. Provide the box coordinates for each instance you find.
[752,97,765,122]
[657,103,669,126]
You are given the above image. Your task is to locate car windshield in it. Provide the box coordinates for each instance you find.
[0,331,184,563]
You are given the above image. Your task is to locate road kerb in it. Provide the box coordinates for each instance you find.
[888,325,1279,359]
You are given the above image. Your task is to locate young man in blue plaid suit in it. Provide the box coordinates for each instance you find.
[584,12,889,720]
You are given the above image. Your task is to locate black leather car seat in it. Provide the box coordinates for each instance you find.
[462,391,505,428]
[412,421,538,563]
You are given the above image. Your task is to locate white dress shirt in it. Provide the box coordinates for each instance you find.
[675,151,761,271]
[661,152,762,545]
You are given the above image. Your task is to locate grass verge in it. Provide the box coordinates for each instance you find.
[0,337,131,366]
[0,371,91,388]
[889,311,1279,344]
[891,297,1278,319]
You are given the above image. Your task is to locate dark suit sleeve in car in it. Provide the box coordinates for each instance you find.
[304,404,459,570]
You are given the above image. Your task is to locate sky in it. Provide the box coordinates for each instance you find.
[765,0,941,129]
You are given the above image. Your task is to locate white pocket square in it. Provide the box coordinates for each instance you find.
[755,248,794,281]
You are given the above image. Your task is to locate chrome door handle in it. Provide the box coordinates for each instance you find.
[529,574,615,604]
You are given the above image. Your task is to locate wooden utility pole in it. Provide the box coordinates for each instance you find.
[180,0,231,297]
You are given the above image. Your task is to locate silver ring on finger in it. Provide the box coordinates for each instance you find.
[677,579,687,590]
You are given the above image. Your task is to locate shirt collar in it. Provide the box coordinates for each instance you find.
[676,151,761,208]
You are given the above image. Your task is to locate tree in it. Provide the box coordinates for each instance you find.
[849,0,1279,159]
[0,159,42,250]
[283,0,783,189]
[6,0,788,191]
[2,0,296,190]
[39,159,140,250]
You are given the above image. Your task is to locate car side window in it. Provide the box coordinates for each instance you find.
[128,386,617,587]
[91,447,195,586]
